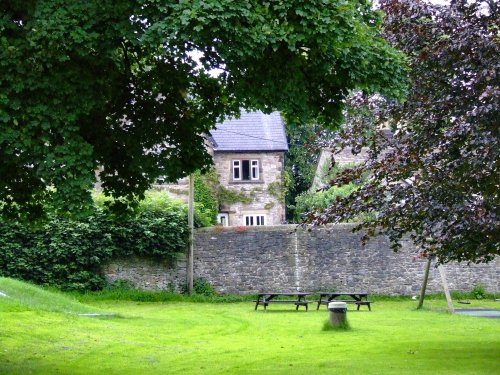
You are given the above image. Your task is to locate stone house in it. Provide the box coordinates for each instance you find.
[311,147,368,189]
[312,129,392,189]
[155,110,289,226]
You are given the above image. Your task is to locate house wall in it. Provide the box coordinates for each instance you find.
[213,151,286,226]
[312,148,368,189]
[104,225,499,295]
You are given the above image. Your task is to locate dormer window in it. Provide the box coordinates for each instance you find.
[232,159,259,181]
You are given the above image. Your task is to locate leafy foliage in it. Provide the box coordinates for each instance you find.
[294,163,360,220]
[284,121,322,221]
[190,277,218,297]
[296,183,359,220]
[196,168,253,207]
[471,284,486,300]
[193,171,218,226]
[267,181,288,203]
[0,199,189,291]
[0,0,406,220]
[307,1,499,264]
[95,190,212,228]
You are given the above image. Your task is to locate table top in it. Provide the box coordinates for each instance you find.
[258,292,310,296]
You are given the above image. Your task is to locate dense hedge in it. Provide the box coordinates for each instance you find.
[0,207,189,291]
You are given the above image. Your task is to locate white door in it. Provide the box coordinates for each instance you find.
[217,213,229,226]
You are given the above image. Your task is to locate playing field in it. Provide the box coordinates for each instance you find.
[1,278,499,374]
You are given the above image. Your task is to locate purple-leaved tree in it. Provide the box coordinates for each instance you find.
[308,0,499,264]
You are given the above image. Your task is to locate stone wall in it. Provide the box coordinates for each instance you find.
[104,257,187,292]
[104,225,499,295]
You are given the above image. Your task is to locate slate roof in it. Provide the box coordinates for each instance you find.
[209,110,288,152]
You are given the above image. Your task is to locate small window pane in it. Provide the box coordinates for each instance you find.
[251,160,259,180]
[233,160,240,180]
[242,160,250,180]
[245,215,266,226]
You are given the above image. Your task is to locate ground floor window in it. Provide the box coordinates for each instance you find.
[244,215,265,226]
[217,213,229,227]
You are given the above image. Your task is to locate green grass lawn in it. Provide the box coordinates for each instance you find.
[1,278,499,375]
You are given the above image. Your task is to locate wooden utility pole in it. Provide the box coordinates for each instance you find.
[187,174,194,295]
[438,265,455,314]
[417,256,432,310]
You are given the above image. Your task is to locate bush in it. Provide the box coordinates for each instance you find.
[0,196,189,291]
[192,277,218,296]
[472,284,486,300]
[295,183,359,219]
[180,277,218,296]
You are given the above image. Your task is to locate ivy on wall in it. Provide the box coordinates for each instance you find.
[194,170,218,225]
[197,169,254,208]
[267,173,291,203]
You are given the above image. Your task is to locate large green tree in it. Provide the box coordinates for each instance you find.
[0,0,406,219]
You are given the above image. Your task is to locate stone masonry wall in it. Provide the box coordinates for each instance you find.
[213,151,286,226]
[104,225,499,295]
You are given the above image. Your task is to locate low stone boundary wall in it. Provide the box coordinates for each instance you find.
[104,225,498,295]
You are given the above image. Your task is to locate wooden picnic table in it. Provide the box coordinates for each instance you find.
[255,292,310,312]
[316,292,372,311]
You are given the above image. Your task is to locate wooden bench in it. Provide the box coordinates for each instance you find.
[317,292,372,311]
[353,301,372,311]
[255,293,310,312]
[324,299,372,310]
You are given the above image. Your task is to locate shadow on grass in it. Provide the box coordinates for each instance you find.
[77,313,125,319]
[255,309,311,313]
[322,319,351,331]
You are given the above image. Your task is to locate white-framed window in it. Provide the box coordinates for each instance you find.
[244,214,265,226]
[232,159,260,181]
[251,160,259,180]
[232,160,241,180]
[217,213,229,226]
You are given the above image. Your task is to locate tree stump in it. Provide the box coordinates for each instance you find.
[328,302,347,327]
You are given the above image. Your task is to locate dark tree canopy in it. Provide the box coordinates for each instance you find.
[308,0,499,264]
[0,0,406,219]
[284,120,323,222]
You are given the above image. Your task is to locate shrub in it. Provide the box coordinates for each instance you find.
[192,277,218,296]
[295,183,359,219]
[180,277,218,296]
[0,197,189,291]
[472,284,486,300]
